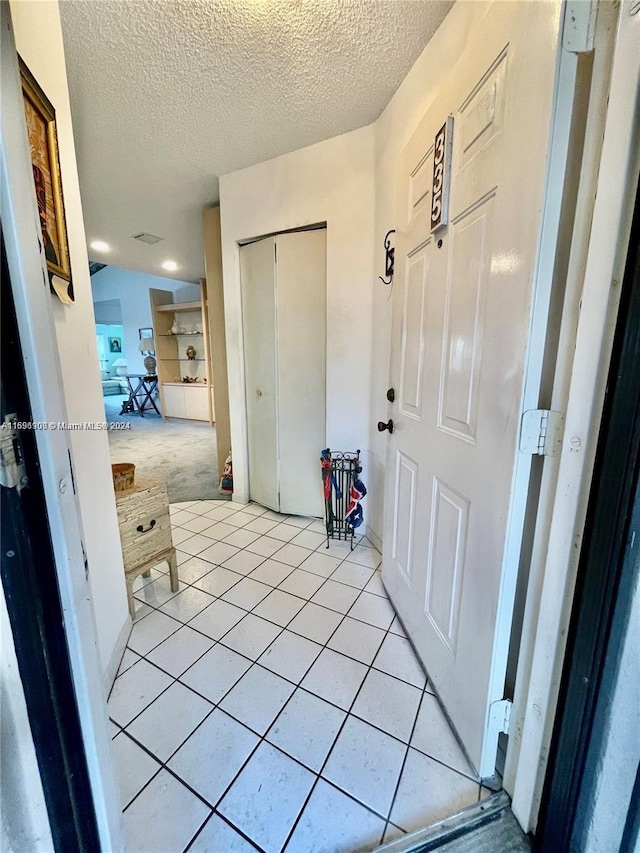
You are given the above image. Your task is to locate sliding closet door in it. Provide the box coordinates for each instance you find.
[276,230,326,517]
[241,237,279,511]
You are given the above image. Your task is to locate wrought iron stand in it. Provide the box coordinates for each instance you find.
[322,449,360,550]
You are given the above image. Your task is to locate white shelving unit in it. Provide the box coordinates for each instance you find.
[150,286,214,423]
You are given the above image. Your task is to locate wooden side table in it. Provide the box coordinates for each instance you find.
[122,373,160,417]
[114,475,177,618]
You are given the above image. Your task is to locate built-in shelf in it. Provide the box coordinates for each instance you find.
[150,286,214,424]
[163,381,209,387]
[156,301,201,313]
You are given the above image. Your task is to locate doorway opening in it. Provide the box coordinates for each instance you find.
[89,264,227,504]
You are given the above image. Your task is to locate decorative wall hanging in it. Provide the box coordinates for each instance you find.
[378,230,396,286]
[19,57,73,302]
[430,116,454,233]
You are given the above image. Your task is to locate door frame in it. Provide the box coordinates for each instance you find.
[0,6,122,849]
[507,0,640,832]
[2,230,101,852]
[536,173,640,852]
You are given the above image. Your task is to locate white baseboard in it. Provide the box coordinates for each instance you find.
[365,526,383,553]
[104,614,131,696]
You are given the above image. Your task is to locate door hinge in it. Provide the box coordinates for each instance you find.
[562,0,597,53]
[489,698,512,736]
[520,409,565,457]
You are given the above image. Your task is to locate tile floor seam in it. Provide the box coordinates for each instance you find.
[125,565,430,716]
[116,506,463,852]
[110,729,166,810]
[112,669,210,748]
[118,575,406,840]
[119,722,217,815]
[172,515,372,577]
[183,810,267,853]
[380,686,430,838]
[279,644,392,852]
[170,520,374,585]
[112,629,428,765]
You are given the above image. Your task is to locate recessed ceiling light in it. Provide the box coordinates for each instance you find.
[162,260,178,272]
[90,240,110,252]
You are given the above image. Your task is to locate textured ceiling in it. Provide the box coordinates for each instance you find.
[60,0,453,282]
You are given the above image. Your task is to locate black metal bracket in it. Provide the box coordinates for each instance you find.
[379,230,396,286]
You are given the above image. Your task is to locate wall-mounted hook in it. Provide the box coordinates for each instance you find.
[379,230,396,286]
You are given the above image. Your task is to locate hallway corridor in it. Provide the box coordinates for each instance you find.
[108,500,488,852]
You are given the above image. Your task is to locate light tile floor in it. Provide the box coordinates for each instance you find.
[108,500,487,853]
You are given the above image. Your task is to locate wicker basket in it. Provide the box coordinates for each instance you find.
[112,463,135,492]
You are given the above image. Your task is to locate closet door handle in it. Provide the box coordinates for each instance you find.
[377,419,394,434]
[136,519,156,534]
[256,389,262,397]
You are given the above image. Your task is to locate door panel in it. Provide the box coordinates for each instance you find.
[425,477,469,657]
[438,196,494,442]
[391,450,418,585]
[241,237,278,511]
[400,248,430,419]
[276,230,326,517]
[382,2,563,777]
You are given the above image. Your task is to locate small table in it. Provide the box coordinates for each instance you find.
[121,374,160,417]
[114,475,177,619]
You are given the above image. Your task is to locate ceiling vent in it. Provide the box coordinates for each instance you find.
[131,232,164,244]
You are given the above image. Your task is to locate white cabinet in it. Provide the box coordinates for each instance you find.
[240,229,326,517]
[161,383,209,421]
[162,384,186,419]
[185,385,209,421]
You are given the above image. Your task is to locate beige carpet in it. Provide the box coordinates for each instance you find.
[104,395,226,503]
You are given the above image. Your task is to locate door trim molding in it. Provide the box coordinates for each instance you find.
[508,1,640,831]
[481,18,579,778]
[536,173,640,853]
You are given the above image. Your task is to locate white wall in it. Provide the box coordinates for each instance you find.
[219,124,376,506]
[11,0,129,681]
[219,1,490,542]
[91,265,198,374]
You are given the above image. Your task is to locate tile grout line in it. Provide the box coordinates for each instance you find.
[117,505,470,847]
[117,542,431,751]
[279,627,393,852]
[117,554,398,844]
[183,809,266,853]
[379,687,431,841]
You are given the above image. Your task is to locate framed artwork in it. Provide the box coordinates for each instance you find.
[19,57,73,300]
[109,337,122,353]
[139,327,153,340]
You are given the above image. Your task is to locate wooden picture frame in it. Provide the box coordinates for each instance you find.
[19,57,72,286]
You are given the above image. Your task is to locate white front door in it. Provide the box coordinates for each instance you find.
[382,1,564,777]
